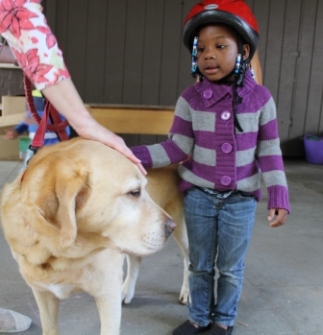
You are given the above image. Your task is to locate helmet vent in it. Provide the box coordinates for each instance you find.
[204,4,218,10]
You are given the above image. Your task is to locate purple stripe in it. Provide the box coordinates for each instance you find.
[258,119,278,140]
[267,185,290,213]
[182,160,215,183]
[195,131,217,149]
[161,140,188,164]
[170,116,193,137]
[131,146,153,168]
[237,161,259,180]
[235,132,258,151]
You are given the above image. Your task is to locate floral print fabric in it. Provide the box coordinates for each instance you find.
[0,0,70,90]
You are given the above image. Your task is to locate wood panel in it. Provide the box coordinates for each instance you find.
[41,0,323,157]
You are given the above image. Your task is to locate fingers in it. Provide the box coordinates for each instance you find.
[105,134,147,175]
[267,208,288,228]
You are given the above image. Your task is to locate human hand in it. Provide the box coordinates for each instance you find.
[267,208,288,227]
[3,129,18,139]
[103,131,147,176]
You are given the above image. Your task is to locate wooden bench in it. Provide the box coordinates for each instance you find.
[87,104,174,135]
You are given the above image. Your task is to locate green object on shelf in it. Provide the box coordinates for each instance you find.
[19,136,30,159]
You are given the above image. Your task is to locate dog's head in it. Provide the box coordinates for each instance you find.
[17,138,175,257]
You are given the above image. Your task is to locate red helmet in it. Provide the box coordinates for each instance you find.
[183,0,259,59]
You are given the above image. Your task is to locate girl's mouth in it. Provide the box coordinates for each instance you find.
[204,66,219,75]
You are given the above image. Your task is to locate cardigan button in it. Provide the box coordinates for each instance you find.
[221,111,231,120]
[203,89,213,100]
[220,175,231,186]
[221,143,233,153]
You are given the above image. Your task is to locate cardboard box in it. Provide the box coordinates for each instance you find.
[1,95,26,116]
[0,134,20,160]
[0,113,26,127]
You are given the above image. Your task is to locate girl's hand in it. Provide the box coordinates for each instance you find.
[267,208,288,227]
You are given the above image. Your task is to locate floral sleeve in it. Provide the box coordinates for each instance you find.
[0,0,70,90]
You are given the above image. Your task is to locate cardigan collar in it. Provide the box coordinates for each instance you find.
[194,70,256,109]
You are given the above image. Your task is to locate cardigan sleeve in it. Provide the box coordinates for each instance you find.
[256,97,290,213]
[131,96,194,168]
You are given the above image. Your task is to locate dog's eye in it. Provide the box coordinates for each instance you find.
[128,189,141,197]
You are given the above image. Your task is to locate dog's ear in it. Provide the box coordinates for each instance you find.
[55,171,90,248]
[24,169,90,249]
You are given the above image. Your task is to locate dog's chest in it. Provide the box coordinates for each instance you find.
[37,282,77,299]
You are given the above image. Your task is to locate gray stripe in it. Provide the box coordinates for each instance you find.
[175,97,192,122]
[169,134,194,155]
[235,98,276,133]
[176,97,215,131]
[236,173,261,192]
[193,144,216,166]
[236,147,256,167]
[147,144,171,168]
[259,98,276,126]
[235,110,260,133]
[191,109,216,132]
[257,139,282,157]
[178,165,214,188]
[262,170,288,188]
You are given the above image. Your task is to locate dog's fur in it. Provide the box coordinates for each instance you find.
[122,166,190,305]
[0,138,176,335]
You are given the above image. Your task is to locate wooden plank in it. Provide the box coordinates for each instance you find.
[84,0,109,102]
[122,0,146,104]
[288,0,317,152]
[305,0,323,135]
[178,0,198,94]
[276,0,302,143]
[104,0,127,103]
[141,0,165,105]
[88,106,174,135]
[65,0,88,98]
[159,0,185,105]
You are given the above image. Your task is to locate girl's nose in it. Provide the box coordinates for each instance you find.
[204,48,215,59]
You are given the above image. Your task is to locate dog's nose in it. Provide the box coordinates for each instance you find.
[165,218,176,238]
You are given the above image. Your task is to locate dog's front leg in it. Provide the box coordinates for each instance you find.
[122,254,142,304]
[32,288,60,335]
[96,292,121,335]
[93,251,124,335]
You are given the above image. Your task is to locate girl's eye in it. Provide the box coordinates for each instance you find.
[197,47,204,53]
[217,44,226,50]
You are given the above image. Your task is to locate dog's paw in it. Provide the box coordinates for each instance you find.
[121,284,135,304]
[179,288,190,305]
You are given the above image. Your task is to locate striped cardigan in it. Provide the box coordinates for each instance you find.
[132,70,290,212]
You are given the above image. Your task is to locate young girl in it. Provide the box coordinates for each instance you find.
[131,1,290,334]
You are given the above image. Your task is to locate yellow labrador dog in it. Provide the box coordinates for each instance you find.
[122,166,190,305]
[0,138,176,335]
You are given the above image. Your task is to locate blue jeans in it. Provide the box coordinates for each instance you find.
[184,187,256,327]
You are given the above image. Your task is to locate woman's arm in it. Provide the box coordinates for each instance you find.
[0,0,144,172]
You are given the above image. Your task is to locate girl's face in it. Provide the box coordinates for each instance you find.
[196,24,249,82]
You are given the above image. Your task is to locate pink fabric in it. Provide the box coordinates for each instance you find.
[0,0,70,90]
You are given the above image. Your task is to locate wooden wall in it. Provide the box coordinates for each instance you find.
[43,0,323,157]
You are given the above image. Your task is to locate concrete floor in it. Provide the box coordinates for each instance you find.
[0,158,322,335]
